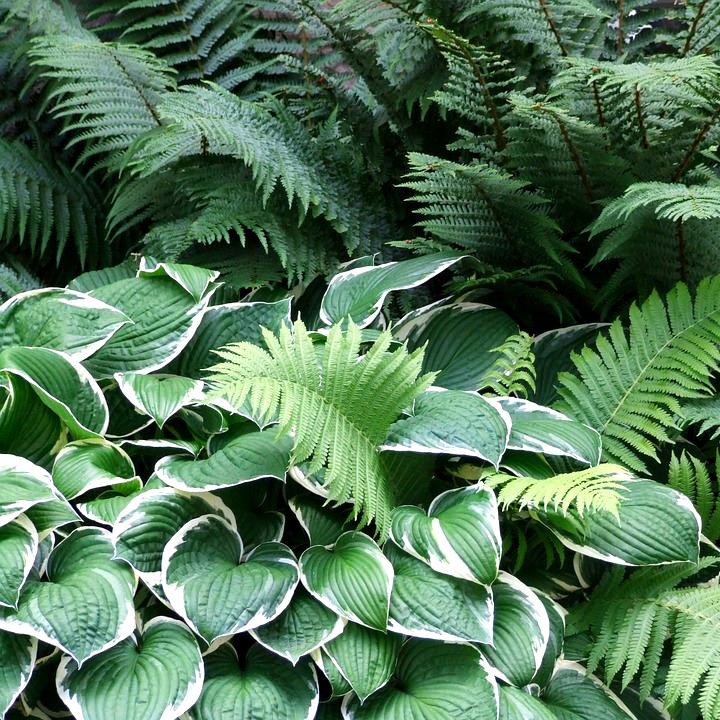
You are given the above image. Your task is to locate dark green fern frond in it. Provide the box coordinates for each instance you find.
[682,395,720,441]
[479,331,537,398]
[0,256,40,300]
[681,0,720,57]
[556,276,720,473]
[207,320,435,535]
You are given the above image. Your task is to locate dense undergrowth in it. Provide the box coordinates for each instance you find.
[2,1,720,719]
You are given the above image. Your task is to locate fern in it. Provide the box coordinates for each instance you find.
[557,276,720,473]
[488,463,629,516]
[682,395,720,441]
[478,331,537,398]
[206,319,435,534]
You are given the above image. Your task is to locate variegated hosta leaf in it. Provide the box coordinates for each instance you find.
[0,455,56,528]
[300,531,393,631]
[252,588,345,664]
[85,265,218,377]
[499,685,557,720]
[381,389,510,468]
[215,484,285,551]
[324,622,402,701]
[190,644,319,720]
[288,493,350,547]
[52,439,137,500]
[390,485,501,585]
[494,397,601,466]
[114,372,205,428]
[533,591,566,687]
[341,640,499,719]
[0,288,130,361]
[314,648,353,697]
[320,252,464,327]
[0,515,38,608]
[385,542,493,644]
[0,630,36,717]
[543,662,637,719]
[479,573,550,687]
[57,617,204,720]
[0,528,135,663]
[112,487,236,585]
[162,514,299,644]
[25,497,80,536]
[155,431,292,492]
[77,485,146,527]
[0,346,108,438]
[137,258,218,302]
[538,479,701,565]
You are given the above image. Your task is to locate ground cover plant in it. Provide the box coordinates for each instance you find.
[2,0,720,719]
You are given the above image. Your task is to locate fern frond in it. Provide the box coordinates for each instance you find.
[682,395,720,441]
[478,331,537,398]
[682,0,720,57]
[206,320,435,534]
[556,277,720,472]
[0,256,39,299]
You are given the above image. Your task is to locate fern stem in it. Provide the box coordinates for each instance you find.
[677,220,688,283]
[548,108,594,201]
[108,51,161,127]
[538,0,568,56]
[617,0,625,54]
[591,79,606,127]
[672,104,720,181]
[683,0,708,55]
[634,87,649,149]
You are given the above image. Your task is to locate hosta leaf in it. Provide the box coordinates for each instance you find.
[252,588,346,664]
[0,288,130,361]
[77,485,146,527]
[543,662,636,719]
[0,515,38,608]
[137,258,218,303]
[533,591,566,688]
[324,623,402,702]
[288,492,350,547]
[320,253,464,327]
[394,302,517,391]
[300,531,393,631]
[162,514,299,644]
[85,269,217,377]
[155,431,292,492]
[0,346,108,438]
[215,484,286,551]
[499,685,557,720]
[495,397,601,465]
[56,617,203,720]
[112,488,236,584]
[175,299,291,378]
[385,542,494,644]
[382,389,510,466]
[0,455,56,527]
[0,527,135,663]
[52,439,137,500]
[538,479,701,565]
[341,640,498,720]
[114,372,204,428]
[479,573,550,687]
[0,631,36,717]
[25,497,79,536]
[390,485,501,585]
[191,644,319,720]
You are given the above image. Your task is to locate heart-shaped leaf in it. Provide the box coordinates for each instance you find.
[300,531,393,631]
[155,431,292,492]
[324,623,401,701]
[288,492,350,547]
[499,685,557,720]
[0,455,56,528]
[25,497,80,536]
[162,514,299,644]
[385,542,493,644]
[215,484,286,551]
[382,389,510,468]
[53,439,137,500]
[252,588,345,664]
[0,527,135,663]
[0,515,38,608]
[0,631,36,716]
[390,485,501,585]
[341,640,498,719]
[115,372,205,428]
[479,572,550,687]
[57,617,203,720]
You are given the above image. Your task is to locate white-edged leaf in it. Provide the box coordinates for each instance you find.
[0,455,56,528]
[494,397,601,465]
[300,531,393,631]
[52,439,137,500]
[479,572,550,686]
[155,431,292,492]
[320,253,465,327]
[25,497,80,537]
[138,258,219,303]
[162,514,299,644]
[0,346,108,438]
[0,288,130,361]
[324,623,401,702]
[533,590,567,687]
[288,493,350,547]
[0,515,38,608]
[385,542,494,643]
[190,644,318,720]
[56,617,204,720]
[252,587,346,664]
[0,631,37,717]
[499,685,557,720]
[341,640,498,720]
[382,389,510,467]
[390,485,501,585]
[0,527,135,663]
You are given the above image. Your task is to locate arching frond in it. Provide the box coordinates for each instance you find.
[479,331,537,399]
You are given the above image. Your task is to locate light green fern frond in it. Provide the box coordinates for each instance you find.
[488,463,629,516]
[479,331,536,398]
[556,276,720,472]
[207,319,435,534]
